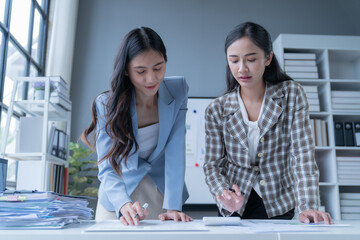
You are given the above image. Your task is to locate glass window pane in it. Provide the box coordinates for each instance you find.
[0,110,19,186]
[0,0,5,24]
[3,41,26,106]
[31,9,41,64]
[9,0,31,49]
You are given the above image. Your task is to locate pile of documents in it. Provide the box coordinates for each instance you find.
[0,190,93,229]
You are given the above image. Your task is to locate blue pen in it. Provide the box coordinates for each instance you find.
[134,203,149,219]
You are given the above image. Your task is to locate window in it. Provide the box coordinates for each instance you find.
[0,0,49,189]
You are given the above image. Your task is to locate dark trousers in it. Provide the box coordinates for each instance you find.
[219,188,295,219]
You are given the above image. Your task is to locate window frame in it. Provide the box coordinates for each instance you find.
[0,0,50,188]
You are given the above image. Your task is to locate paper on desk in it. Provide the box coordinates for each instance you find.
[224,220,352,233]
[85,220,208,232]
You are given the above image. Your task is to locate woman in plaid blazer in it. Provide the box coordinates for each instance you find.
[203,22,332,224]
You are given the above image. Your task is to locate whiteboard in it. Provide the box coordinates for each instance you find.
[185,98,216,204]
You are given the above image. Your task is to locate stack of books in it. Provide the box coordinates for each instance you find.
[0,190,93,229]
[302,85,320,112]
[310,118,328,146]
[49,76,71,111]
[284,53,319,79]
[340,192,360,220]
[337,156,360,184]
[331,90,360,111]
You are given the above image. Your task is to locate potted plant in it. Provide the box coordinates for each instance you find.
[32,81,55,100]
[68,141,99,197]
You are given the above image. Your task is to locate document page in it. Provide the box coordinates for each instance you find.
[85,220,208,232]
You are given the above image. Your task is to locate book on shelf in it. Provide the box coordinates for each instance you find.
[284,65,318,72]
[311,118,328,146]
[341,213,360,220]
[283,53,316,60]
[341,206,360,213]
[332,97,360,104]
[308,105,320,112]
[337,156,360,162]
[331,90,360,98]
[287,72,319,79]
[284,59,316,66]
[340,199,360,207]
[50,95,72,111]
[302,85,318,93]
[340,193,360,200]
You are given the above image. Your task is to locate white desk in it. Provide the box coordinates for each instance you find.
[1,220,360,240]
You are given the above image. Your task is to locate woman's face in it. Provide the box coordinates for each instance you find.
[127,49,166,98]
[226,36,272,89]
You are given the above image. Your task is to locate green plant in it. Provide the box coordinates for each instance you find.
[68,141,99,197]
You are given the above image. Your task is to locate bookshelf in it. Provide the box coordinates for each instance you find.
[273,34,360,220]
[0,76,71,193]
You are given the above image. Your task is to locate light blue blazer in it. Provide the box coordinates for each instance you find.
[95,76,189,218]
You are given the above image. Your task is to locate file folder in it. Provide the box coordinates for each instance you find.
[334,122,344,146]
[344,122,354,146]
[354,122,360,147]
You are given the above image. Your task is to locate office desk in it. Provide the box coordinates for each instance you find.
[1,220,360,240]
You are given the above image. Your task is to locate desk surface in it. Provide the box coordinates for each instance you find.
[1,220,360,240]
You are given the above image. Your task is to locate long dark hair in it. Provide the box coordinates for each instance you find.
[81,27,167,176]
[225,22,291,92]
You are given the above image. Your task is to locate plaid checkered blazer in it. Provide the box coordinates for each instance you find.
[204,80,319,217]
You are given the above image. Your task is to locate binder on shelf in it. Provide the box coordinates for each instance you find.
[334,122,344,146]
[354,122,360,147]
[344,122,355,146]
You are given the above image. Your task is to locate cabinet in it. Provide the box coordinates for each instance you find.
[273,34,360,220]
[0,76,71,192]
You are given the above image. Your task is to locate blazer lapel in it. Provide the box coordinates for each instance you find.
[224,90,249,149]
[259,84,284,137]
[147,82,175,163]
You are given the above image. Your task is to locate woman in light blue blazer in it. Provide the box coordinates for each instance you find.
[82,27,191,225]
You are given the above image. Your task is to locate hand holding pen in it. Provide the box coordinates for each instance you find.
[216,184,245,212]
[120,202,149,226]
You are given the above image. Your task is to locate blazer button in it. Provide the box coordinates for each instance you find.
[257,152,263,158]
[253,166,259,171]
[260,137,265,143]
[259,180,266,186]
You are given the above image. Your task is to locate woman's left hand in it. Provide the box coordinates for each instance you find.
[158,210,193,222]
[299,209,333,224]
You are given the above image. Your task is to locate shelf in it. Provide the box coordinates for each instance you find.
[4,153,68,166]
[14,100,69,120]
[273,33,360,220]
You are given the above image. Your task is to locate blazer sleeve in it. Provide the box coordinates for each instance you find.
[95,94,132,218]
[163,79,189,211]
[203,100,232,216]
[290,85,320,213]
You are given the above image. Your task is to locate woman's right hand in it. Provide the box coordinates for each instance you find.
[216,184,245,212]
[119,202,149,226]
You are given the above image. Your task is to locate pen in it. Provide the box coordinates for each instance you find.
[228,188,245,196]
[134,203,149,219]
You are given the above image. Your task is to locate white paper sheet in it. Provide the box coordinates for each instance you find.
[85,220,208,232]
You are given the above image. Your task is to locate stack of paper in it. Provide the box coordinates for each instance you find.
[331,91,360,111]
[0,190,93,229]
[302,85,320,112]
[340,192,360,220]
[284,53,319,79]
[337,156,360,184]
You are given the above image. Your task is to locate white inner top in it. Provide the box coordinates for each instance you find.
[237,88,266,197]
[137,123,159,160]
